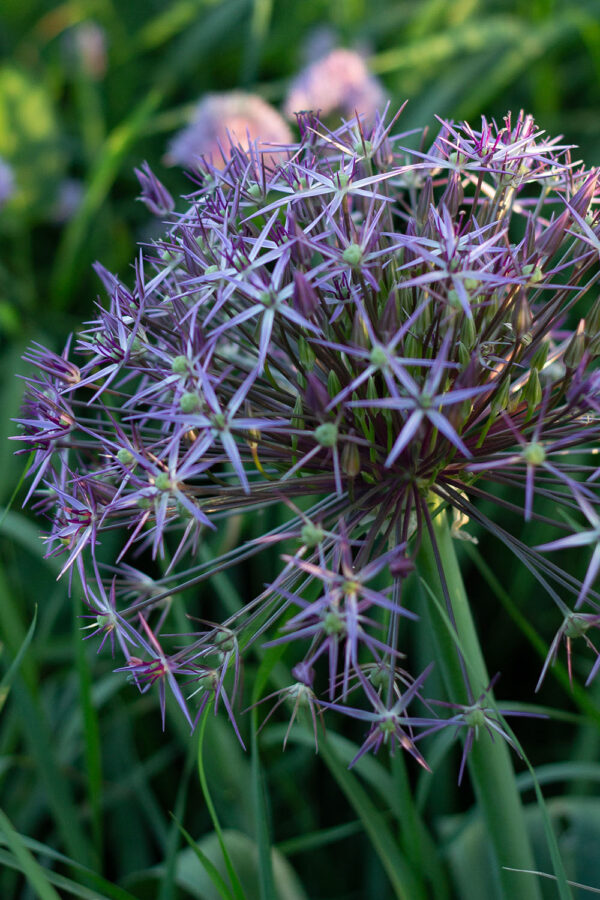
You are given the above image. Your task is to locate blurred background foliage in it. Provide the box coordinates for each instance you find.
[3,1,600,898]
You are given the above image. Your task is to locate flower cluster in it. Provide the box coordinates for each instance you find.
[15,106,600,771]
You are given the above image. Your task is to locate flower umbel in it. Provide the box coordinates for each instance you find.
[14,106,600,776]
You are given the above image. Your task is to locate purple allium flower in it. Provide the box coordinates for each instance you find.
[0,156,15,209]
[284,48,385,126]
[14,106,600,773]
[50,178,84,224]
[165,92,293,171]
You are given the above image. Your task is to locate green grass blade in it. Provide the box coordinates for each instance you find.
[0,452,33,529]
[0,808,62,900]
[316,734,427,900]
[158,743,196,900]
[170,816,235,900]
[251,713,275,900]
[0,845,136,900]
[73,593,103,861]
[197,707,247,900]
[0,603,36,714]
[0,567,93,866]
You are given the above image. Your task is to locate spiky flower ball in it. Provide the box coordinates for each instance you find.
[15,107,600,767]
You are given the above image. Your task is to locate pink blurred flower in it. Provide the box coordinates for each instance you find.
[284,48,385,124]
[165,92,293,170]
[64,22,108,80]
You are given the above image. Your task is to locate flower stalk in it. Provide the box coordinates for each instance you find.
[417,507,542,900]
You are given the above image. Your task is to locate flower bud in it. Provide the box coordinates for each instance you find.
[529,340,549,371]
[536,210,570,258]
[491,376,511,415]
[564,320,586,370]
[351,311,370,349]
[440,172,464,217]
[416,176,433,228]
[341,441,361,477]
[570,171,597,219]
[293,270,320,318]
[585,297,600,339]
[523,368,542,411]
[135,162,174,218]
[511,291,532,339]
[298,335,316,371]
[304,372,330,415]
[457,341,471,368]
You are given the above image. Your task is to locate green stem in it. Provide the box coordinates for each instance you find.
[417,509,542,900]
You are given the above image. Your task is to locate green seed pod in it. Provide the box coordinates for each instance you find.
[370,344,388,368]
[354,139,373,157]
[171,355,190,375]
[342,243,363,267]
[314,423,338,447]
[247,182,262,201]
[522,442,546,466]
[155,472,172,491]
[180,392,201,413]
[117,448,134,466]
[522,263,544,284]
[300,521,324,547]
[214,629,236,653]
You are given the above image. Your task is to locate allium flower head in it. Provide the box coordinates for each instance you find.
[284,48,385,125]
[14,106,600,772]
[165,91,293,171]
